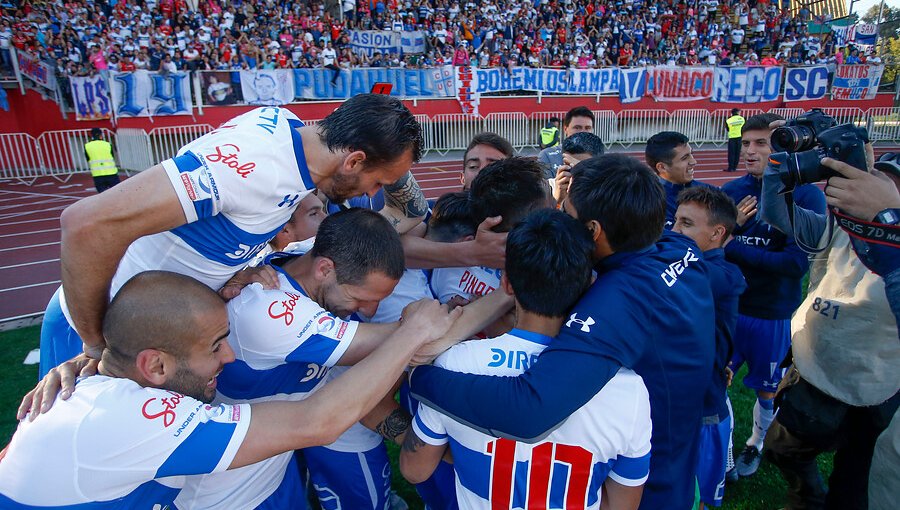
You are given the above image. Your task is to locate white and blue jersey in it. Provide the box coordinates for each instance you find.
[0,376,250,509]
[175,267,360,509]
[43,107,316,376]
[430,266,501,304]
[111,106,316,296]
[412,329,652,509]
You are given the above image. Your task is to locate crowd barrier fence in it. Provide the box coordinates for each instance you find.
[2,107,899,183]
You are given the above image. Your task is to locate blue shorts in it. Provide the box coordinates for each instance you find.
[255,454,308,510]
[304,444,391,510]
[729,314,790,393]
[415,460,459,510]
[697,412,732,507]
[39,288,84,379]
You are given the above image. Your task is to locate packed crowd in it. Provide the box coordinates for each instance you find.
[0,0,873,82]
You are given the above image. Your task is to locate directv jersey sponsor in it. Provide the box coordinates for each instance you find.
[0,376,250,509]
[177,267,360,509]
[413,329,652,509]
[431,266,501,304]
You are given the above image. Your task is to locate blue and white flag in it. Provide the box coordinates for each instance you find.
[783,66,829,101]
[831,25,854,47]
[712,66,782,103]
[854,23,878,46]
[400,31,426,54]
[619,67,646,103]
[109,70,193,117]
[70,75,112,120]
[350,30,400,57]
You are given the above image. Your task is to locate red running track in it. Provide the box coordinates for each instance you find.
[0,147,895,324]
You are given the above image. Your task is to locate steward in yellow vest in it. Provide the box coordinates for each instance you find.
[539,117,560,149]
[84,128,120,193]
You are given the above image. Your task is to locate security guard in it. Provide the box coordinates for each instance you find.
[84,128,120,193]
[726,108,745,172]
[539,117,560,150]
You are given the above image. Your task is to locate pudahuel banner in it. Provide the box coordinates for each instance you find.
[70,75,112,121]
[109,70,193,117]
[293,66,455,99]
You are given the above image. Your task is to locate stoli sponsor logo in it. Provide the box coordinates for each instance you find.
[206,144,256,178]
[268,292,304,326]
[142,391,185,427]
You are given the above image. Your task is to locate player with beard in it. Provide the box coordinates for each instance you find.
[0,271,460,508]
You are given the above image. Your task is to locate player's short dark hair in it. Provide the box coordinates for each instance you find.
[311,208,404,284]
[569,154,665,252]
[463,132,514,162]
[506,209,593,318]
[469,157,550,233]
[318,93,423,165]
[563,106,594,128]
[645,131,689,172]
[677,186,738,239]
[428,191,476,242]
[742,113,784,135]
[562,132,605,157]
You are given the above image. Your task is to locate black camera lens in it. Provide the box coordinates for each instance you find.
[772,126,817,153]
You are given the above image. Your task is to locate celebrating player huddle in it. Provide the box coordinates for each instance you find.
[3,98,848,510]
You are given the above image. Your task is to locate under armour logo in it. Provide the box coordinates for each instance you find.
[566,313,595,333]
[278,194,300,208]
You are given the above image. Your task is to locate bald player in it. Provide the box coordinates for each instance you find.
[0,271,459,508]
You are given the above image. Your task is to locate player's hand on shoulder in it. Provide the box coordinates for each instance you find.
[219,265,280,300]
[401,298,463,343]
[18,353,98,421]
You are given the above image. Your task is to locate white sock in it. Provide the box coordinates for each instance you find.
[746,398,775,450]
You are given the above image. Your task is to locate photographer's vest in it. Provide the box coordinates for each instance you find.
[791,229,899,406]
[84,140,118,177]
[726,115,745,139]
[540,126,559,147]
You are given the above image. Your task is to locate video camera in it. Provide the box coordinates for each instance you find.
[770,109,869,192]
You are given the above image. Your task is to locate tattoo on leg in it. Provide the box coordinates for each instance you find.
[384,171,428,218]
[376,408,412,443]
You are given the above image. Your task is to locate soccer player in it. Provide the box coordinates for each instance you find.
[721,113,826,478]
[672,187,747,508]
[409,154,715,510]
[40,94,430,376]
[431,157,552,308]
[460,132,514,190]
[177,209,511,509]
[645,131,714,229]
[0,270,460,508]
[401,209,653,510]
[537,106,595,177]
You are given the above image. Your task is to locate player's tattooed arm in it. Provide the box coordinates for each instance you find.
[384,171,428,218]
[401,426,428,453]
[375,408,412,445]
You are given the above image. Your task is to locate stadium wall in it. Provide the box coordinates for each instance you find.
[0,87,894,136]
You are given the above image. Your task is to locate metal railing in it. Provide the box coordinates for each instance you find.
[2,107,899,183]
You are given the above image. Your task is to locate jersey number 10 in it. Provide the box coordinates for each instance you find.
[486,438,594,509]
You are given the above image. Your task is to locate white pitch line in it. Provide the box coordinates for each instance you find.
[0,216,62,227]
[0,241,60,252]
[0,189,87,200]
[0,258,60,270]
[0,197,73,212]
[0,228,60,238]
[0,280,61,292]
[0,205,70,221]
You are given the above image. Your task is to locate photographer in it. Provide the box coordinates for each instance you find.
[758,114,900,510]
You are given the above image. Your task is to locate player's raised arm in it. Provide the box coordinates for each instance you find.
[60,165,187,357]
[231,299,461,468]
